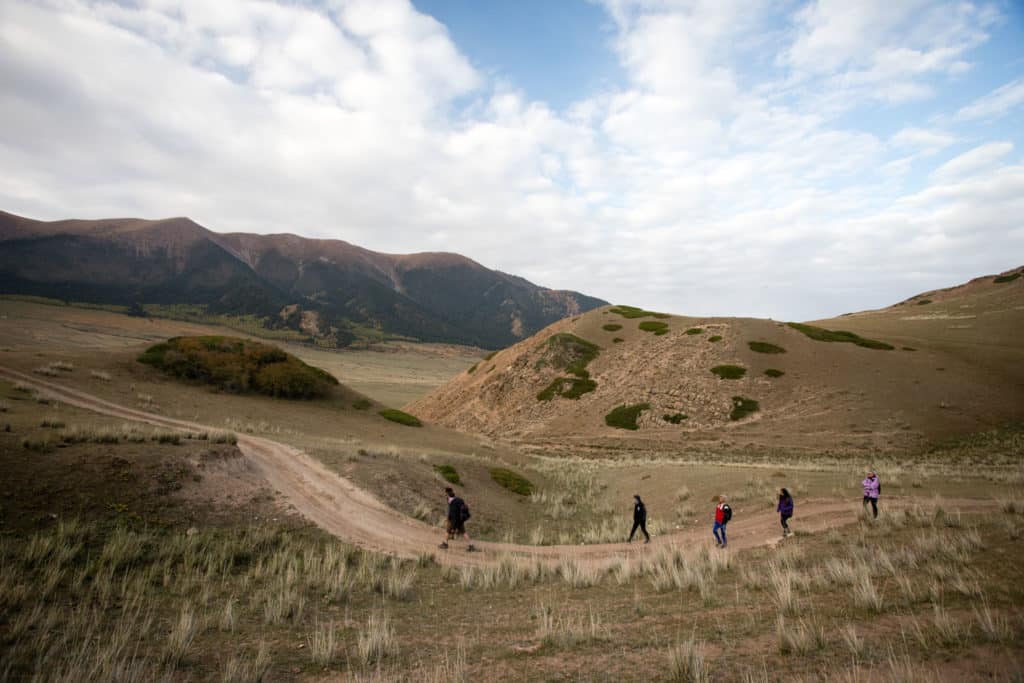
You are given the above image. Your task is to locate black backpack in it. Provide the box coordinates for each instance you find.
[722,504,732,523]
[460,501,471,521]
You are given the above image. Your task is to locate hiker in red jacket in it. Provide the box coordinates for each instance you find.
[713,495,732,548]
[439,486,475,551]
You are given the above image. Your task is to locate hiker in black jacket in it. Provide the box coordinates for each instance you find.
[628,494,650,543]
[439,486,475,551]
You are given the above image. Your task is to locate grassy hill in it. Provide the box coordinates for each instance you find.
[407,267,1024,454]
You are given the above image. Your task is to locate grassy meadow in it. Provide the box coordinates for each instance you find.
[0,300,1022,680]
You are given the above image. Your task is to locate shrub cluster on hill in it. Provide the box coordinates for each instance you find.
[748,341,786,354]
[730,396,759,420]
[536,334,600,401]
[685,327,703,335]
[435,464,461,485]
[608,305,670,319]
[379,409,422,427]
[605,403,650,430]
[638,321,669,335]
[764,368,785,378]
[786,323,894,350]
[662,412,688,424]
[137,336,338,399]
[994,272,1020,284]
[711,365,747,380]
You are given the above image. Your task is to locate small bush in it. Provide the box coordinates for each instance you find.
[537,376,597,401]
[711,365,746,380]
[639,321,669,335]
[902,347,917,352]
[483,350,499,361]
[543,333,600,378]
[352,398,372,410]
[748,341,786,354]
[379,409,422,427]
[708,335,722,342]
[490,468,534,496]
[917,299,932,305]
[605,403,650,430]
[663,413,688,424]
[786,323,893,350]
[435,465,461,485]
[764,369,785,378]
[602,324,623,332]
[994,273,1020,283]
[613,337,624,343]
[22,437,53,453]
[730,396,759,421]
[685,328,703,335]
[40,419,65,428]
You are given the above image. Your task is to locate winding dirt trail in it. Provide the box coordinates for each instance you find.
[1,367,997,566]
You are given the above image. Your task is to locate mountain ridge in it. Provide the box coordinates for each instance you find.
[0,210,606,348]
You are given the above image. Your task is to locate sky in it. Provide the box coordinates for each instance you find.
[1,0,1023,321]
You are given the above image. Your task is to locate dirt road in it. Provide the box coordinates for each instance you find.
[1,367,996,566]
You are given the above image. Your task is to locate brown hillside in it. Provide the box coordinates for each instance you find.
[407,268,1024,453]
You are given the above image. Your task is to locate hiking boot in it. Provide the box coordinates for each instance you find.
[466,544,476,552]
[644,538,650,544]
[438,542,449,550]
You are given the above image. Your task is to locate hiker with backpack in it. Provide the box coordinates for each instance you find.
[627,494,650,543]
[713,495,732,548]
[777,488,794,537]
[439,486,475,551]
[862,471,881,519]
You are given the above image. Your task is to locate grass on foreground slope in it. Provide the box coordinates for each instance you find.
[138,336,338,399]
[490,467,534,495]
[786,323,894,350]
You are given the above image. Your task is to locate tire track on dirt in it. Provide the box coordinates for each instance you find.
[1,367,997,565]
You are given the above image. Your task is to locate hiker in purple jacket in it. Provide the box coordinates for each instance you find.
[862,471,881,519]
[777,488,794,537]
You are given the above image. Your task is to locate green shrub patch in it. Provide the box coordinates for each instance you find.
[764,369,785,378]
[994,273,1021,283]
[609,305,670,319]
[435,464,461,485]
[730,396,759,421]
[536,377,597,401]
[490,467,534,495]
[602,324,623,332]
[685,328,703,335]
[662,412,688,424]
[605,403,650,430]
[917,299,932,305]
[711,365,747,380]
[379,409,422,427]
[708,335,722,343]
[352,398,372,410]
[613,337,625,343]
[786,323,894,350]
[902,347,917,352]
[138,336,338,399]
[638,321,669,335]
[748,341,786,354]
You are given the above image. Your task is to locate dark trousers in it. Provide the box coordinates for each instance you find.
[781,514,792,531]
[629,519,649,542]
[863,496,878,518]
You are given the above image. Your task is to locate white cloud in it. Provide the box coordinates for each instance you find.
[955,78,1024,121]
[930,142,1014,180]
[0,0,1020,322]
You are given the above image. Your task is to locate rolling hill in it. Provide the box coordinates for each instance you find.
[406,267,1024,454]
[0,210,606,349]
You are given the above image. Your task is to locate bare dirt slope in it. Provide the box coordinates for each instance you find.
[407,267,1024,453]
[7,367,985,566]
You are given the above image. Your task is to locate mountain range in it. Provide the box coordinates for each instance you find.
[0,211,606,348]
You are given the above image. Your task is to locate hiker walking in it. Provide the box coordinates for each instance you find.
[439,486,475,551]
[862,471,881,519]
[713,495,732,548]
[627,494,650,543]
[777,488,794,537]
